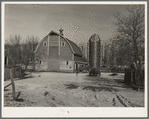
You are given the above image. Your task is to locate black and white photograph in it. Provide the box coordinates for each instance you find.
[1,1,148,117]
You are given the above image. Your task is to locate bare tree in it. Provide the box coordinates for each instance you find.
[110,35,134,66]
[5,35,22,65]
[5,35,39,71]
[21,36,38,70]
[115,5,145,63]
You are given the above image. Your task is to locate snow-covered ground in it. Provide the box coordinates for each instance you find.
[4,72,144,107]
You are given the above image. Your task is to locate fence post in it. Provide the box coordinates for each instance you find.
[10,68,16,101]
[130,69,133,87]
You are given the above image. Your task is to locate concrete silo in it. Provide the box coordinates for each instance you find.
[89,34,101,76]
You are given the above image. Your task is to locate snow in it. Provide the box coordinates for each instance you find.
[4,72,144,107]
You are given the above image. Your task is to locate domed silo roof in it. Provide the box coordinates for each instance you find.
[89,33,101,42]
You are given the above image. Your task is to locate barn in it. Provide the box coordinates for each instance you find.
[34,28,88,72]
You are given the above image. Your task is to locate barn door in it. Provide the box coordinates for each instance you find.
[48,60,60,71]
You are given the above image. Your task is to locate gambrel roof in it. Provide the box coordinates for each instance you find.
[34,30,82,56]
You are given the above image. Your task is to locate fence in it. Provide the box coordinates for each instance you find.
[124,62,144,91]
[4,66,23,80]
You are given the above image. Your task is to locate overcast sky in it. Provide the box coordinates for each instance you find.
[5,4,126,44]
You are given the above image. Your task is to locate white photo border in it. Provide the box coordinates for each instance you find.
[1,1,148,117]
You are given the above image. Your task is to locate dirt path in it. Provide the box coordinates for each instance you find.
[4,72,144,107]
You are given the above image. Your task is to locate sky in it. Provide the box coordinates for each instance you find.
[4,3,126,44]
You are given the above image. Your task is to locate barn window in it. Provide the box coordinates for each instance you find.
[43,41,47,47]
[5,56,8,65]
[66,61,68,65]
[61,41,65,46]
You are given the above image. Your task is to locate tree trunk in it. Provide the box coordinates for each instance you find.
[133,38,138,63]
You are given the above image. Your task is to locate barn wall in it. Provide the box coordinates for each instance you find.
[35,60,74,72]
[59,37,73,61]
[36,35,48,57]
[47,60,60,71]
[60,61,74,72]
[47,35,59,59]
[35,61,48,71]
[35,34,74,72]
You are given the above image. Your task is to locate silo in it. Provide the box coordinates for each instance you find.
[89,34,101,76]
